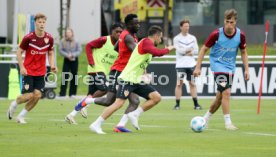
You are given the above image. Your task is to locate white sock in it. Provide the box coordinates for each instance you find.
[85,97,95,104]
[117,114,128,127]
[11,100,18,108]
[203,111,212,122]
[224,114,232,125]
[18,108,28,118]
[93,116,105,127]
[133,107,144,117]
[69,110,78,117]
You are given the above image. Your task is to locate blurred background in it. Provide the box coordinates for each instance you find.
[1,0,276,44]
[0,0,275,98]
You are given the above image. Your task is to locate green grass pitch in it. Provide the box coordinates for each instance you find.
[0,99,275,157]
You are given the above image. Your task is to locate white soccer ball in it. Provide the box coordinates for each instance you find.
[190,116,206,133]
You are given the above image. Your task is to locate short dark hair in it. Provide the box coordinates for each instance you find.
[224,9,238,20]
[110,22,124,32]
[124,14,138,25]
[179,19,190,26]
[148,25,163,36]
[34,13,47,21]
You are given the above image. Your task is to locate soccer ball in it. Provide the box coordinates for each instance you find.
[190,116,206,133]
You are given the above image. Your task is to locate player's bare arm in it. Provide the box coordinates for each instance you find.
[114,41,119,52]
[16,47,27,76]
[48,50,58,73]
[124,34,136,51]
[193,45,209,77]
[241,48,250,81]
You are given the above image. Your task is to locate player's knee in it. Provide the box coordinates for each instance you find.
[151,92,161,104]
[26,93,34,100]
[114,99,125,109]
[189,81,196,88]
[223,89,231,97]
[105,99,114,106]
[176,81,183,87]
[130,97,140,106]
[33,90,42,99]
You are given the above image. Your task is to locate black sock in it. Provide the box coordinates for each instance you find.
[176,99,180,106]
[192,97,198,106]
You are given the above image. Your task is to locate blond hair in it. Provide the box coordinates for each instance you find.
[62,28,75,49]
[34,13,47,21]
[224,9,238,20]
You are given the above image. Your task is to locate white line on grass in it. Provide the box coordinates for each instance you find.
[48,119,168,128]
[48,119,276,136]
[104,122,168,128]
[244,132,276,137]
[49,119,66,122]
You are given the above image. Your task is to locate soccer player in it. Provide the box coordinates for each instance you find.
[173,19,202,110]
[193,9,250,130]
[7,13,57,123]
[65,23,124,124]
[89,25,175,134]
[74,14,141,133]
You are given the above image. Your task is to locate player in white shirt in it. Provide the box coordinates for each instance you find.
[173,19,202,110]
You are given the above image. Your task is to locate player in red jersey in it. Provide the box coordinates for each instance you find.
[76,14,141,132]
[7,13,57,124]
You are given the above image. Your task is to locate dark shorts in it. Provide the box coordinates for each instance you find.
[116,81,156,100]
[22,75,45,94]
[176,67,195,81]
[214,73,234,93]
[87,72,107,95]
[108,70,121,93]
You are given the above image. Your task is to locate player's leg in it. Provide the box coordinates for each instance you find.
[7,75,34,121]
[90,98,126,134]
[25,89,42,111]
[216,74,237,130]
[16,76,44,123]
[17,89,42,123]
[65,84,96,124]
[66,73,107,124]
[221,88,237,130]
[127,84,160,130]
[203,91,222,126]
[89,81,134,134]
[7,93,34,120]
[84,70,119,107]
[174,68,185,110]
[79,72,108,117]
[114,93,139,133]
[92,92,116,106]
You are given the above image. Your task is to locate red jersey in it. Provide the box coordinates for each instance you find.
[20,32,54,76]
[111,30,138,72]
[138,38,169,56]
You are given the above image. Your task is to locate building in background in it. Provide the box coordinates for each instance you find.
[0,0,101,44]
[170,0,276,44]
[112,0,173,39]
[0,0,275,45]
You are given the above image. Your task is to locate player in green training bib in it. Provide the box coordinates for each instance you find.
[65,23,123,124]
[90,26,175,134]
